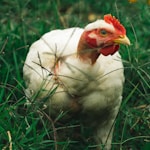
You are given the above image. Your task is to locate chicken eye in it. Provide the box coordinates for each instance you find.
[100,29,108,36]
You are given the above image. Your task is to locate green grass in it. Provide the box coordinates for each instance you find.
[0,0,150,149]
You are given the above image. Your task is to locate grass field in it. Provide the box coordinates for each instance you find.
[0,0,150,149]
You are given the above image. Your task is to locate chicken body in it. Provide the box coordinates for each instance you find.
[23,15,130,150]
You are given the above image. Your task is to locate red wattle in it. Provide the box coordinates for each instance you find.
[100,45,120,56]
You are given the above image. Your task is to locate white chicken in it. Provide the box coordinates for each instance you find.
[23,14,130,149]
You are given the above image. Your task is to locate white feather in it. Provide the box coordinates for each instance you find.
[23,24,124,150]
[85,19,115,32]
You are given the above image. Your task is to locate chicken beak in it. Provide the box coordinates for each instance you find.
[114,35,130,45]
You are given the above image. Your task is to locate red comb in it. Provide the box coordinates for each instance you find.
[104,14,126,35]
